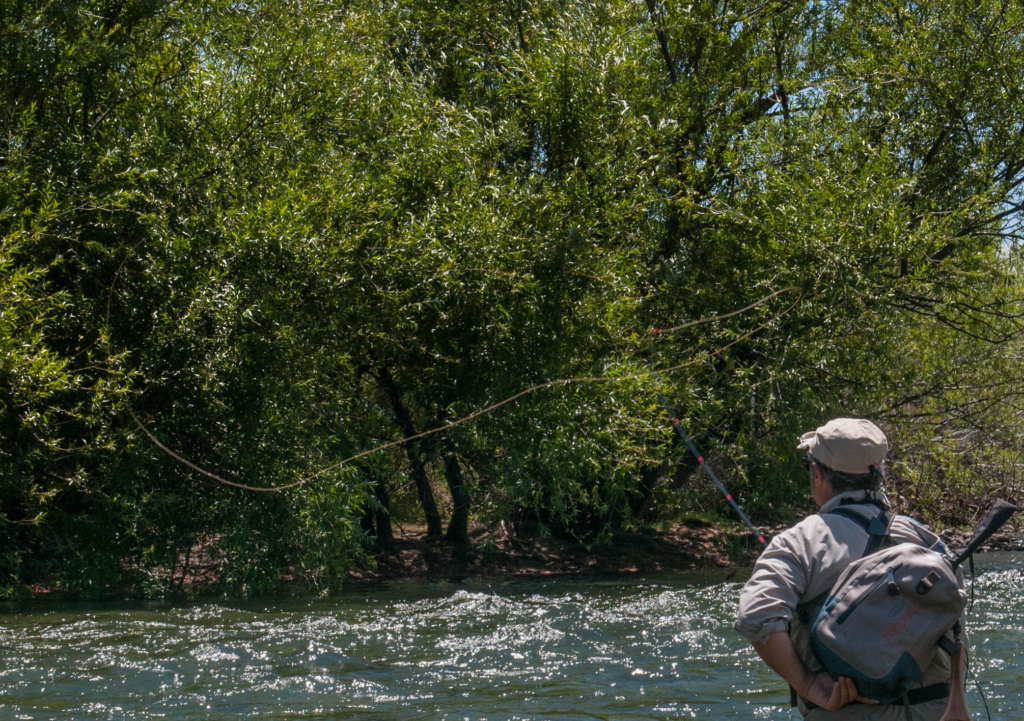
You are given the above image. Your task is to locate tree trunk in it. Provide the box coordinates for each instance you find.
[644,0,677,84]
[374,364,443,538]
[631,463,661,522]
[407,446,443,538]
[373,475,394,551]
[360,505,375,535]
[443,439,470,547]
[362,467,394,551]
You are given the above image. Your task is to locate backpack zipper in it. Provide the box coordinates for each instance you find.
[886,567,899,596]
[836,564,903,625]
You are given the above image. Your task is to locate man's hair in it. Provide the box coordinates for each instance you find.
[815,461,883,493]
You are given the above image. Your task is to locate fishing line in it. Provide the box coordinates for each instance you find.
[967,552,976,615]
[127,287,801,494]
[964,644,992,721]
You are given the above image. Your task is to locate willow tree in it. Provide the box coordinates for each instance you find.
[3,0,1024,593]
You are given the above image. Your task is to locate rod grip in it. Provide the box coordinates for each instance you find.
[939,644,972,721]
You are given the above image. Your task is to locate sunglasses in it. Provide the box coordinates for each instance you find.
[802,454,817,470]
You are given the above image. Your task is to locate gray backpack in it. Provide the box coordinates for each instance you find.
[804,507,967,705]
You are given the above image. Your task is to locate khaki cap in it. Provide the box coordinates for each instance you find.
[797,418,888,474]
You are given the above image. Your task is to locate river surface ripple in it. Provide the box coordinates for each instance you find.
[1,554,1021,720]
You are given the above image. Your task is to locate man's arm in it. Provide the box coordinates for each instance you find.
[752,631,878,711]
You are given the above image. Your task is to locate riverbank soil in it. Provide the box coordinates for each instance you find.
[21,518,1020,597]
[346,519,1024,583]
[345,520,766,582]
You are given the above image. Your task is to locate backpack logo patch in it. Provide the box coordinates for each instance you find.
[881,599,921,640]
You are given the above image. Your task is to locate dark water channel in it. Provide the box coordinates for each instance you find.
[2,554,1021,720]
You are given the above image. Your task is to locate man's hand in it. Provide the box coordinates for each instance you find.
[752,632,879,711]
[803,671,879,711]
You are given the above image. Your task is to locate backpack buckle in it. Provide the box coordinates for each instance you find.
[916,570,941,594]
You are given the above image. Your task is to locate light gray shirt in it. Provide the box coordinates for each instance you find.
[734,489,964,718]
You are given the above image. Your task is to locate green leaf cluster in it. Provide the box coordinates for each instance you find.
[3,0,1024,594]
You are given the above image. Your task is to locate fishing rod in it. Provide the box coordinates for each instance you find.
[660,396,768,548]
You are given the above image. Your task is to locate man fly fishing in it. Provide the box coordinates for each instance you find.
[734,419,969,720]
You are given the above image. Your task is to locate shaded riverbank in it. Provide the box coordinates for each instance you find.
[15,515,1022,599]
[348,518,1024,584]
[346,521,754,583]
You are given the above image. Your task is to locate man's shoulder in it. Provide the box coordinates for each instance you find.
[890,513,946,550]
[812,505,948,552]
[763,505,934,556]
[770,513,834,548]
[781,505,884,548]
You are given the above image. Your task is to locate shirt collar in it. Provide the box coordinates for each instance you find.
[819,488,890,514]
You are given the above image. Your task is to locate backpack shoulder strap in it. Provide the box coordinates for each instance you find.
[794,507,890,625]
[826,506,872,530]
[825,506,893,556]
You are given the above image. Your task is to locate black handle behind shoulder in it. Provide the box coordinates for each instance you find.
[952,500,1018,569]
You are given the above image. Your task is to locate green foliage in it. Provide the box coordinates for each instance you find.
[2,0,1024,594]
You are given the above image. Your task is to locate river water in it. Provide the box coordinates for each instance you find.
[1,553,1020,720]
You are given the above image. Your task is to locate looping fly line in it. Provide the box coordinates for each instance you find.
[128,286,802,492]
